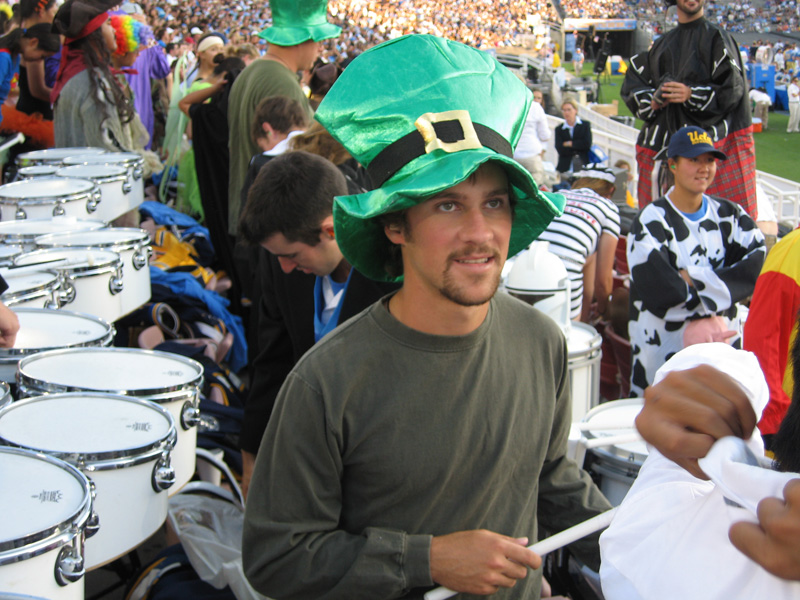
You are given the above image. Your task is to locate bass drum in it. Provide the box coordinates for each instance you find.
[0,393,176,569]
[0,308,114,382]
[35,228,152,317]
[17,347,203,494]
[0,447,95,600]
[14,248,124,323]
[0,178,101,222]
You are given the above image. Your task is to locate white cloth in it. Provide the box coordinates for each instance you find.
[514,100,550,159]
[600,344,800,600]
[749,89,772,105]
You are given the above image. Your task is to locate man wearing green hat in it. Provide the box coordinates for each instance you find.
[227,0,341,236]
[243,35,611,599]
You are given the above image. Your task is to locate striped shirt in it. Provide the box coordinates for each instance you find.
[538,187,621,319]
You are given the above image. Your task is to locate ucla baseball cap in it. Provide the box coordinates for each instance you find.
[667,126,727,160]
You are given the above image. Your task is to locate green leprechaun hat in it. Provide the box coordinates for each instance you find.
[259,0,341,46]
[315,34,565,282]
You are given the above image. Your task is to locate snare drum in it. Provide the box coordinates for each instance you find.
[0,446,95,600]
[0,393,176,569]
[16,165,59,180]
[0,271,60,310]
[14,248,124,323]
[17,348,203,493]
[0,178,101,221]
[567,322,603,422]
[55,165,132,222]
[15,147,106,169]
[580,399,647,506]
[62,152,144,213]
[0,218,106,250]
[0,309,114,382]
[36,228,151,316]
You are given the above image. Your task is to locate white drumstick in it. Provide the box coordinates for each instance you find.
[423,507,618,600]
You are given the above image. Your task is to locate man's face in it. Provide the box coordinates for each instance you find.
[676,0,704,19]
[261,230,343,277]
[388,162,512,307]
[297,39,323,72]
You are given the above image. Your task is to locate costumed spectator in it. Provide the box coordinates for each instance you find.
[186,31,225,86]
[627,126,764,396]
[227,0,341,237]
[121,4,170,150]
[600,343,800,599]
[237,151,398,498]
[513,88,550,186]
[243,34,611,599]
[555,97,592,175]
[538,166,621,322]
[749,86,772,130]
[16,0,59,123]
[743,229,800,449]
[621,0,757,217]
[51,0,161,178]
[788,76,800,133]
[0,23,59,127]
[178,55,246,313]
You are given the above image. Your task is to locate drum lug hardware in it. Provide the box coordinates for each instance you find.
[87,190,101,213]
[85,478,100,538]
[133,246,151,270]
[15,206,26,220]
[52,203,66,217]
[122,180,133,194]
[152,451,176,493]
[109,270,124,295]
[55,542,85,586]
[133,166,144,180]
[181,401,201,430]
[58,278,76,305]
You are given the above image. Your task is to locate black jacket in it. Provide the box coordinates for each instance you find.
[555,120,592,173]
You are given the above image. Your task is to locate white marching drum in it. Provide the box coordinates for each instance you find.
[0,178,101,221]
[0,381,10,409]
[17,348,203,494]
[0,393,176,569]
[15,147,106,169]
[55,165,133,222]
[567,322,603,422]
[0,308,114,382]
[35,228,151,316]
[0,217,106,250]
[62,152,145,213]
[580,399,647,506]
[0,244,23,266]
[16,165,59,180]
[0,271,60,310]
[14,248,124,323]
[0,446,96,600]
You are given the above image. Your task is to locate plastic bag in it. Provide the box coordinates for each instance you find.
[168,493,269,600]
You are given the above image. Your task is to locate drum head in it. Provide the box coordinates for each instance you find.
[0,447,89,551]
[62,152,142,168]
[0,178,96,200]
[19,348,203,397]
[17,165,59,178]
[15,248,120,270]
[36,228,149,249]
[1,271,59,295]
[56,164,127,181]
[9,309,112,351]
[0,394,173,459]
[0,218,106,242]
[582,399,648,463]
[16,147,105,166]
[567,322,602,359]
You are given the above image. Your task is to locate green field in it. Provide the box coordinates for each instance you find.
[579,62,800,183]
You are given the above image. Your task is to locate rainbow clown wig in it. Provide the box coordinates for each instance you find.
[109,13,154,56]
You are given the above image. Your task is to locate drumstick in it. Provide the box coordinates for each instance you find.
[577,421,638,432]
[1,258,68,276]
[423,508,618,600]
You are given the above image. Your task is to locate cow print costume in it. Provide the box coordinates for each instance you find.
[627,192,765,396]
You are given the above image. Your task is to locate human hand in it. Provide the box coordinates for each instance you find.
[563,140,572,147]
[430,530,541,595]
[660,81,692,104]
[0,302,19,348]
[635,364,757,479]
[241,449,256,500]
[683,316,737,347]
[729,479,800,580]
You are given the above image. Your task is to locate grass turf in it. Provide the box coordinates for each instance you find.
[574,62,800,183]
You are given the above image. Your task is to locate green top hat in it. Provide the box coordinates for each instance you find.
[315,34,565,282]
[258,0,341,46]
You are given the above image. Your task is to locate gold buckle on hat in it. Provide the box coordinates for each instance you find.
[414,110,482,154]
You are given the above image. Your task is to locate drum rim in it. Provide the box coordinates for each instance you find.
[0,308,113,359]
[567,321,602,359]
[582,398,648,463]
[62,153,144,168]
[15,147,106,167]
[0,218,107,241]
[0,393,177,468]
[35,228,150,251]
[0,177,98,203]
[0,446,92,564]
[55,165,129,185]
[14,248,121,274]
[1,272,59,300]
[17,347,204,398]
